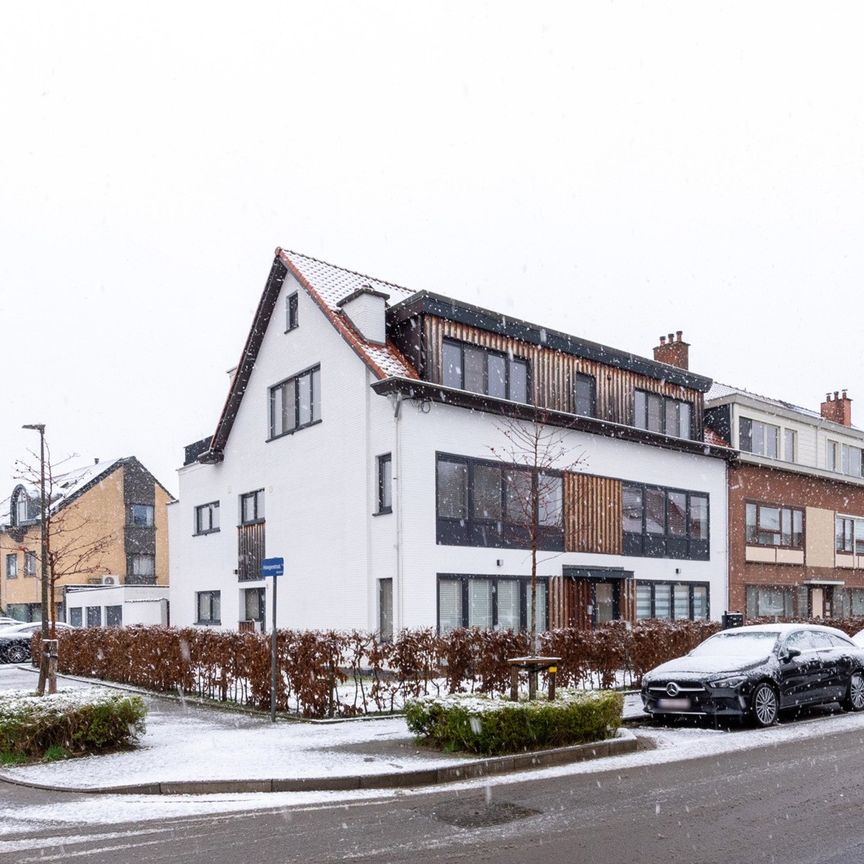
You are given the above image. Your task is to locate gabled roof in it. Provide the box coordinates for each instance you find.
[203,250,421,462]
[0,457,172,528]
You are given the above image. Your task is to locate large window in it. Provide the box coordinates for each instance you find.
[269,365,321,439]
[24,551,36,577]
[622,484,709,560]
[784,429,797,463]
[574,373,596,417]
[5,554,17,579]
[826,440,864,477]
[106,605,123,627]
[86,606,102,628]
[69,607,83,627]
[436,454,563,550]
[836,515,864,554]
[745,502,804,548]
[129,504,154,527]
[745,585,798,618]
[437,575,547,633]
[739,418,780,458]
[377,454,392,514]
[196,591,221,625]
[636,582,709,620]
[442,339,529,404]
[634,391,693,439]
[195,501,220,535]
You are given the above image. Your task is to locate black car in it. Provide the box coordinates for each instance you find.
[0,622,73,664]
[641,623,864,726]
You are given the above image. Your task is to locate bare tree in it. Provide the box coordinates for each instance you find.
[490,410,587,655]
[15,447,116,692]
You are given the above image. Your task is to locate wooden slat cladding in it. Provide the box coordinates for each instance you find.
[425,316,704,427]
[549,576,592,629]
[564,473,623,555]
[237,522,266,581]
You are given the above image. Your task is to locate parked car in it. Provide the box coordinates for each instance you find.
[0,622,74,664]
[0,617,20,628]
[641,623,864,727]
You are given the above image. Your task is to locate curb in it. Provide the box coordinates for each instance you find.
[0,730,638,796]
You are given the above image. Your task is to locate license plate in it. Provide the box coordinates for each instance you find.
[656,697,691,711]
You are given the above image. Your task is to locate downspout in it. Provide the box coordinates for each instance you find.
[391,393,404,632]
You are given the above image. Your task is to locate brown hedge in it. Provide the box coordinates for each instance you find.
[33,616,864,719]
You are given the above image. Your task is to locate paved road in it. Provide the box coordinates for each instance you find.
[4,719,864,864]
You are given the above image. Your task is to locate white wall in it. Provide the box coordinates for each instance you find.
[65,585,169,627]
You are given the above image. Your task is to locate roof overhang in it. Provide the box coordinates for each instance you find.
[371,377,737,462]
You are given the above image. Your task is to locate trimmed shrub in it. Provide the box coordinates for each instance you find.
[404,689,623,756]
[0,688,146,761]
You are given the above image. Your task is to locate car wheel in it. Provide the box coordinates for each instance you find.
[844,671,864,712]
[751,682,779,727]
[6,644,29,664]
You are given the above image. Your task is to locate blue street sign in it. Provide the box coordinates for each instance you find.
[261,557,284,578]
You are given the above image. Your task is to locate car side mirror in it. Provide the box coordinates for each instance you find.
[782,647,802,661]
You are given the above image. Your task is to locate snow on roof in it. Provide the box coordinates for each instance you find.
[279,250,418,380]
[706,382,826,422]
[0,458,123,526]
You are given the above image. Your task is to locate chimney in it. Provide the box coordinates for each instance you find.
[336,285,390,345]
[653,330,690,370]
[821,390,853,426]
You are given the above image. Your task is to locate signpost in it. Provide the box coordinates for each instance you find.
[261,557,284,722]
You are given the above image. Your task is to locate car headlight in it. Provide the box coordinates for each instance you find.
[708,676,746,689]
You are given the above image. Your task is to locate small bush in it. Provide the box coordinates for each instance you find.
[404,689,623,756]
[0,688,147,761]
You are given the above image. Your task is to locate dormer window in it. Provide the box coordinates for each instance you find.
[10,486,33,526]
[442,339,530,404]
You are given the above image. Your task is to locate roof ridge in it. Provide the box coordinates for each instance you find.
[281,248,414,296]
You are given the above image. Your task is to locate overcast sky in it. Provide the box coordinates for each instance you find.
[2,2,862,496]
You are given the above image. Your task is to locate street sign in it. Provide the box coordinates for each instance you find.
[261,557,284,578]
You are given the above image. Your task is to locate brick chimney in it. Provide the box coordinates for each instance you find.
[821,390,853,427]
[653,330,689,370]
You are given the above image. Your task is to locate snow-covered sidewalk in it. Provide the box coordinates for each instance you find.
[0,665,473,789]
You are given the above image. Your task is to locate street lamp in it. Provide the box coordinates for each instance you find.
[21,424,48,641]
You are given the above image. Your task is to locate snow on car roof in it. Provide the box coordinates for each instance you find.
[719,623,852,637]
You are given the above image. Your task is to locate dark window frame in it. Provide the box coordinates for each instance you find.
[105,605,123,627]
[86,606,102,628]
[574,372,597,417]
[5,553,17,579]
[635,580,710,620]
[240,490,265,526]
[745,500,805,549]
[622,482,710,560]
[442,338,531,404]
[285,291,299,332]
[24,551,36,577]
[436,573,549,633]
[129,553,156,582]
[69,607,83,627]
[435,453,564,551]
[633,389,694,439]
[128,503,154,527]
[745,584,801,618]
[194,501,221,535]
[268,364,322,440]
[376,453,392,515]
[196,590,221,625]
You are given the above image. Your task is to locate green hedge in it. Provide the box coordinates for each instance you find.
[404,689,623,756]
[0,688,147,762]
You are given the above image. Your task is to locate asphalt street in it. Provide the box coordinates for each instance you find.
[4,717,864,864]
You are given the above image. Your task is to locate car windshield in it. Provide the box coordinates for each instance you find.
[689,631,780,659]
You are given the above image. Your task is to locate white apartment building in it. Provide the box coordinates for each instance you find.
[169,250,732,634]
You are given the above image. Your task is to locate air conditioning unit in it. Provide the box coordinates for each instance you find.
[101,575,118,586]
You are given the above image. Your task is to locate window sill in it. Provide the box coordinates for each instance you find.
[266,419,323,442]
[284,326,298,334]
[373,508,393,517]
[193,528,221,537]
[195,621,221,626]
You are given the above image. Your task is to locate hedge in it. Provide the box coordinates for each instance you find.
[0,688,146,761]
[34,616,864,720]
[404,690,623,755]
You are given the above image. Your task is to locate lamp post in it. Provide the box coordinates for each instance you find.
[22,423,51,694]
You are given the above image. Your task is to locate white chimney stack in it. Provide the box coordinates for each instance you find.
[337,285,390,345]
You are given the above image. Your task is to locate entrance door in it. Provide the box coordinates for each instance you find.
[555,567,632,629]
[594,582,616,625]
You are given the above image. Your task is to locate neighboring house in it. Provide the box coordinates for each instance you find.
[169,249,732,635]
[705,386,864,619]
[0,457,172,622]
[64,583,170,629]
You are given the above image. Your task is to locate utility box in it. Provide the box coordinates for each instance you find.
[722,611,744,630]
